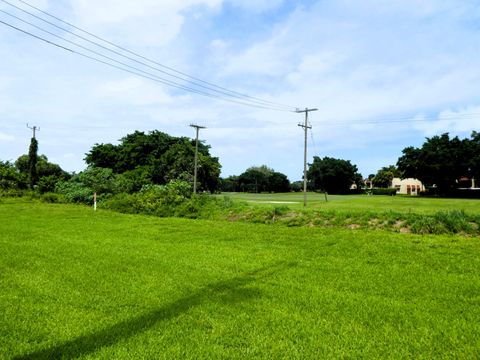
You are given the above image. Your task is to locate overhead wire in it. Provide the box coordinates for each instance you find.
[319,112,480,127]
[0,0,298,112]
[13,0,295,111]
[307,119,319,156]
[0,17,295,111]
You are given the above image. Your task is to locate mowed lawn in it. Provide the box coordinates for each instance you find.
[1,199,479,359]
[220,192,480,215]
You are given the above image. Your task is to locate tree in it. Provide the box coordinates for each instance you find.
[269,171,290,193]
[237,165,290,193]
[397,132,478,195]
[28,137,38,189]
[307,156,360,194]
[219,176,239,192]
[373,165,402,188]
[85,130,221,192]
[289,181,303,192]
[0,161,27,190]
[15,154,70,193]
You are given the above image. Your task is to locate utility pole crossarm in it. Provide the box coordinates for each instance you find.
[296,108,318,207]
[26,123,40,139]
[190,124,206,194]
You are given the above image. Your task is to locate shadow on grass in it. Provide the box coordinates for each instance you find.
[15,261,296,359]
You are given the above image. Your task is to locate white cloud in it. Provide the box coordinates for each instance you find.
[95,77,173,106]
[70,0,222,46]
[0,131,15,142]
[2,0,480,179]
[227,0,283,13]
[413,107,480,137]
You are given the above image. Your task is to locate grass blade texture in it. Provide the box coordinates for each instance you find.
[1,199,479,359]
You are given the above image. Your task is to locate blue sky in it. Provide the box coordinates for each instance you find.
[1,0,479,181]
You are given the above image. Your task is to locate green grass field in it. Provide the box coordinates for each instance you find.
[1,198,479,358]
[219,191,480,214]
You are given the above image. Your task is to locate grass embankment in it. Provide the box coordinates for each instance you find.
[97,190,480,235]
[1,199,479,358]
[30,190,480,235]
[220,192,480,214]
[214,193,480,235]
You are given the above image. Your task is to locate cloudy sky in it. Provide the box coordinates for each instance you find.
[1,0,479,180]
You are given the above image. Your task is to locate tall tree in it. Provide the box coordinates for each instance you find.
[307,156,360,194]
[397,132,477,195]
[27,137,38,189]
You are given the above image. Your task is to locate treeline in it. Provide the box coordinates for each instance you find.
[397,132,480,195]
[220,165,291,193]
[1,129,479,201]
[0,130,221,203]
[85,130,221,193]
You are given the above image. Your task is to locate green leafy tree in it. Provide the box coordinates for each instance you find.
[114,167,153,194]
[237,165,290,193]
[78,167,116,194]
[0,161,27,190]
[373,165,402,188]
[307,156,360,194]
[289,181,303,192]
[397,132,477,195]
[220,176,240,192]
[467,131,480,182]
[15,154,70,193]
[85,130,221,192]
[27,137,38,189]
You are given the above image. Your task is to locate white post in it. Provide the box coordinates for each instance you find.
[93,192,97,211]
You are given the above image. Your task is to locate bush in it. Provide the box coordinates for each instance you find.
[102,180,196,218]
[40,192,67,203]
[0,189,28,198]
[408,210,473,234]
[55,181,94,204]
[370,188,397,196]
[100,193,138,214]
[410,216,448,235]
[37,175,63,194]
[434,210,472,233]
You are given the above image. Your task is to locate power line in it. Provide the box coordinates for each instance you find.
[0,0,294,111]
[11,0,295,110]
[0,16,295,111]
[0,0,297,112]
[318,114,480,126]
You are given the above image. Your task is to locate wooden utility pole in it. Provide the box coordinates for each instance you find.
[296,108,317,207]
[190,124,206,194]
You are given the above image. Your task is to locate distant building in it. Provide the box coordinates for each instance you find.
[391,178,425,195]
[458,176,477,189]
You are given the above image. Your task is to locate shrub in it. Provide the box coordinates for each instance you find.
[55,181,94,204]
[101,193,138,214]
[102,180,195,218]
[434,210,471,233]
[409,216,448,235]
[370,188,397,196]
[40,192,67,203]
[37,175,63,194]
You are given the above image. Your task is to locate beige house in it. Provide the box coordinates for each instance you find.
[391,178,425,195]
